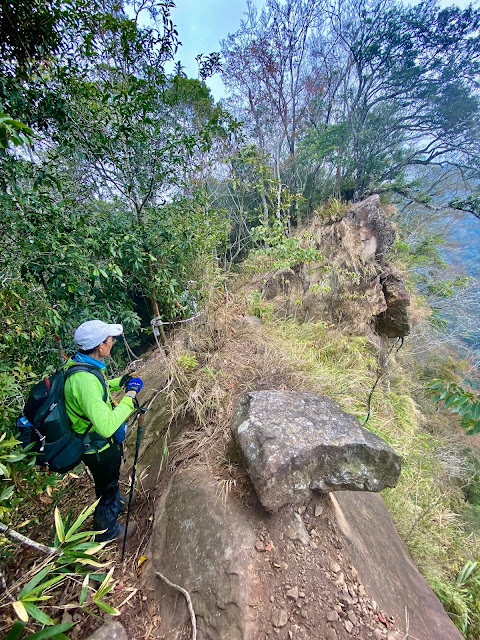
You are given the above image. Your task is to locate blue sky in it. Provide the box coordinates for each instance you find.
[167,0,261,99]
[167,0,474,101]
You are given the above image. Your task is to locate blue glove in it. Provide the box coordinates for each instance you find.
[126,377,143,393]
[113,421,127,444]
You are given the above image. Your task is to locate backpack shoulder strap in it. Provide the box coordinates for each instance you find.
[64,364,108,403]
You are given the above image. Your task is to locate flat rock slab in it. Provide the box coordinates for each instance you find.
[331,491,463,640]
[231,391,401,512]
[143,468,257,640]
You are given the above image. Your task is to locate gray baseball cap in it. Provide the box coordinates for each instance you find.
[74,320,123,350]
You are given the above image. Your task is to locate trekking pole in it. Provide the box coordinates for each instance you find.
[121,406,147,563]
[120,386,169,562]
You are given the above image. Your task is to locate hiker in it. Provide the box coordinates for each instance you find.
[64,319,143,542]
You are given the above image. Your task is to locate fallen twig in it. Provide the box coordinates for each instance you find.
[0,570,14,602]
[402,606,409,639]
[0,522,60,556]
[155,571,196,640]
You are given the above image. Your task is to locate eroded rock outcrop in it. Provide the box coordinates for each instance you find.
[231,390,401,512]
[262,195,411,338]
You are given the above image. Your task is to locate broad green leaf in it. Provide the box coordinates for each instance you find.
[29,574,67,596]
[64,499,100,541]
[18,564,52,598]
[444,394,459,409]
[94,567,115,600]
[24,622,74,640]
[62,530,101,543]
[0,485,14,501]
[79,574,89,606]
[3,453,26,462]
[5,619,26,640]
[472,402,480,421]
[0,462,11,477]
[54,507,65,543]
[88,573,107,582]
[23,602,54,625]
[94,598,120,616]
[468,421,480,435]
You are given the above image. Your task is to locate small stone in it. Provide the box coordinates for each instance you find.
[351,567,358,579]
[87,622,128,640]
[325,629,337,640]
[297,505,306,515]
[339,595,354,609]
[255,540,265,551]
[310,540,318,550]
[327,611,338,622]
[387,633,403,640]
[288,632,293,640]
[299,591,305,598]
[358,584,366,596]
[344,619,354,633]
[373,630,383,640]
[348,611,358,625]
[335,572,345,587]
[286,586,299,600]
[330,562,341,574]
[315,505,324,517]
[371,599,378,611]
[61,611,73,625]
[272,609,288,628]
[270,595,275,603]
[286,512,310,545]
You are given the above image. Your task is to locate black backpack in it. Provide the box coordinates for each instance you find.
[20,364,108,473]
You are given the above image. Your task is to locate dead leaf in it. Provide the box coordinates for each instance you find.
[12,601,28,622]
[265,541,274,552]
[16,519,32,529]
[39,495,52,504]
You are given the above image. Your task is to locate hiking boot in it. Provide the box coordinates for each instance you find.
[113,521,137,542]
[118,492,137,513]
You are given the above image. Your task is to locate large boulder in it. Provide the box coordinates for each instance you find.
[231,391,401,512]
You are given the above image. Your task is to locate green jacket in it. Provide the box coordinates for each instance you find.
[64,359,135,452]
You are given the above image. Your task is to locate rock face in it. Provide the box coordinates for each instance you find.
[375,271,411,338]
[144,469,257,640]
[261,195,411,338]
[342,195,396,263]
[331,491,463,640]
[231,391,401,512]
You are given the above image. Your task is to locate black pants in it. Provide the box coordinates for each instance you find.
[83,442,121,540]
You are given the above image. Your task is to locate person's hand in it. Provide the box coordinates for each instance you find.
[126,377,143,394]
[120,371,137,388]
